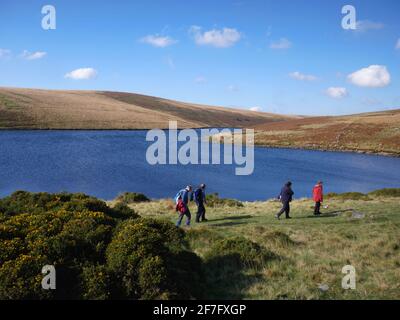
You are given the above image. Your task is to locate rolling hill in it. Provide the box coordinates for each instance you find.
[0,87,296,129]
[253,109,400,156]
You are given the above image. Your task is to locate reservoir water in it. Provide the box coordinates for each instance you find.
[0,130,399,201]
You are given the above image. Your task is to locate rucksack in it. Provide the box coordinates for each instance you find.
[176,198,187,214]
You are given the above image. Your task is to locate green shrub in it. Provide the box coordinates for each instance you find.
[325,192,370,201]
[106,218,204,299]
[0,207,115,299]
[0,254,49,299]
[110,202,139,220]
[80,264,111,300]
[0,191,196,300]
[368,188,400,198]
[115,192,150,205]
[205,193,244,208]
[0,191,138,220]
[163,250,205,299]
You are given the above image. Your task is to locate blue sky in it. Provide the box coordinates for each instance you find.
[0,0,399,115]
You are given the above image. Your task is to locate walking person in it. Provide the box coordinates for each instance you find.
[194,184,207,222]
[175,185,193,227]
[275,181,294,220]
[312,181,324,216]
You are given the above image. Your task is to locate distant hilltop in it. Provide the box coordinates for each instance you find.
[0,87,296,130]
[0,87,399,156]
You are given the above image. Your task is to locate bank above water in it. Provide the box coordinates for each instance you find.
[253,142,400,158]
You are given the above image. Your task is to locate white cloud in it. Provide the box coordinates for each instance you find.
[270,38,292,49]
[396,38,400,50]
[249,106,262,112]
[140,35,177,48]
[194,76,207,84]
[65,68,98,80]
[347,65,391,88]
[325,87,348,99]
[0,48,11,59]
[190,26,241,48]
[289,71,318,81]
[20,50,47,60]
[354,20,384,32]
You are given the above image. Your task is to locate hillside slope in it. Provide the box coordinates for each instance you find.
[0,87,296,129]
[253,109,400,156]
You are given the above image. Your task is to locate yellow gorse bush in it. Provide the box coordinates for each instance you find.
[0,191,205,300]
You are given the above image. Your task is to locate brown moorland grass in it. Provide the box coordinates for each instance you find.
[0,87,296,130]
[253,110,400,156]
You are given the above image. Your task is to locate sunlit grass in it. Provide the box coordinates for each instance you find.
[118,196,400,299]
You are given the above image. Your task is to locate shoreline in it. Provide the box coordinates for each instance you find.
[253,143,400,158]
[1,188,399,204]
[1,128,399,158]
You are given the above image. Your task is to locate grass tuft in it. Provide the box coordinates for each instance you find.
[114,192,150,205]
[368,188,400,198]
[262,231,297,247]
[206,193,244,208]
[205,237,277,270]
[325,192,371,201]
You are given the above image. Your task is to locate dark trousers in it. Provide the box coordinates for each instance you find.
[176,208,191,226]
[314,201,321,215]
[277,201,291,218]
[196,203,206,222]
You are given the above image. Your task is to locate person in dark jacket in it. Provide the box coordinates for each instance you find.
[194,184,207,222]
[275,181,294,220]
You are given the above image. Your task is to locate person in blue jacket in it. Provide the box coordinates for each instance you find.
[174,185,193,227]
[275,181,294,220]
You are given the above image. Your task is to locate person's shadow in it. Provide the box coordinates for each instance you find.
[301,209,355,219]
[208,215,253,227]
[210,215,253,222]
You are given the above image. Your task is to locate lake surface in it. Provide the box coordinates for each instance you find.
[0,130,399,201]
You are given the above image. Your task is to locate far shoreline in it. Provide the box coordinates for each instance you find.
[1,127,399,158]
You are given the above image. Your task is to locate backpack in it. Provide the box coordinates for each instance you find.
[175,198,187,214]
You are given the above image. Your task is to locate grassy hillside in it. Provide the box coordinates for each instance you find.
[121,191,400,300]
[0,87,294,129]
[253,110,400,156]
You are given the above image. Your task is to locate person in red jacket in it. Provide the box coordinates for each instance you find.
[312,181,323,215]
[175,196,191,227]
